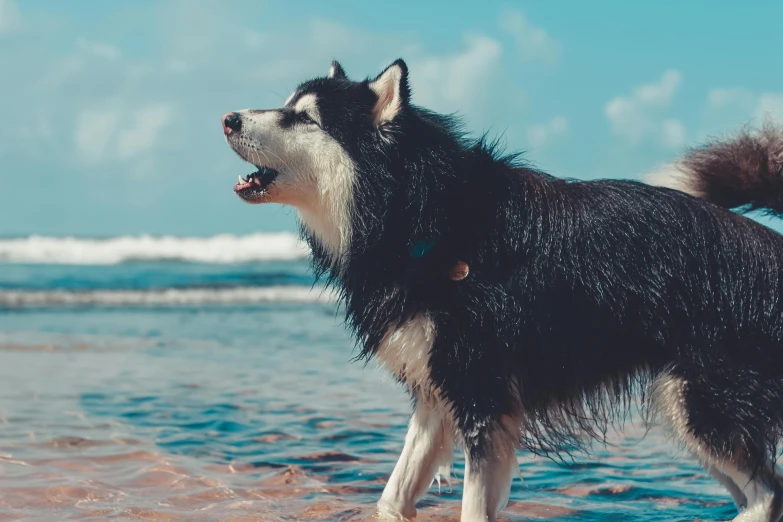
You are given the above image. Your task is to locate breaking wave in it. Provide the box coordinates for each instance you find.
[0,286,337,308]
[0,233,308,265]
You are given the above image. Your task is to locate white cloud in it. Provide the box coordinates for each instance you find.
[635,70,680,105]
[244,30,268,51]
[18,112,52,140]
[527,116,569,148]
[755,93,783,122]
[708,87,755,110]
[167,60,188,73]
[661,119,686,148]
[243,18,525,130]
[74,104,172,164]
[75,109,121,164]
[0,0,21,35]
[411,35,503,117]
[117,105,172,160]
[248,18,516,129]
[37,37,121,91]
[76,37,120,61]
[706,87,783,124]
[499,9,558,63]
[37,55,87,91]
[309,18,370,53]
[248,20,405,87]
[159,0,268,71]
[605,70,684,148]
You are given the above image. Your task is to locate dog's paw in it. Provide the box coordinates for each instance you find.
[374,501,413,521]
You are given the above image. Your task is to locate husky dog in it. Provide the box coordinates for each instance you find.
[222,59,783,521]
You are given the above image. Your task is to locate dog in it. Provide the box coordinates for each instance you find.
[221,59,783,521]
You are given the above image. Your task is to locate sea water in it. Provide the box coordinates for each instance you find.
[0,234,738,521]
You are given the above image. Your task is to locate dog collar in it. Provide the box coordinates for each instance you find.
[409,238,470,281]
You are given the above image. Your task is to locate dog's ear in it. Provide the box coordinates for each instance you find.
[328,60,347,80]
[368,59,409,126]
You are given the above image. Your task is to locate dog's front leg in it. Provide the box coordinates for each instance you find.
[377,400,454,520]
[460,427,519,522]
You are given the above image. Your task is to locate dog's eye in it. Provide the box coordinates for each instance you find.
[298,112,318,126]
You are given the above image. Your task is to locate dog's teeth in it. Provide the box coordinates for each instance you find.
[238,175,245,183]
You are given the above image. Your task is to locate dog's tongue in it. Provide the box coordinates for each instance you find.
[234,175,257,192]
[233,167,279,193]
[234,172,262,192]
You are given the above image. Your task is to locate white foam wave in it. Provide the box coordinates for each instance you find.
[0,286,337,307]
[0,233,309,264]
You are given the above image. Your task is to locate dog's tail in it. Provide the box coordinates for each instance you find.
[645,124,783,216]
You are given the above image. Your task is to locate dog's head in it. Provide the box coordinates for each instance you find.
[222,59,411,257]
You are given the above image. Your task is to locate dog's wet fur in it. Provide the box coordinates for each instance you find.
[223,60,783,521]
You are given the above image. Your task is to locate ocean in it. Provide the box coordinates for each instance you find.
[0,234,738,521]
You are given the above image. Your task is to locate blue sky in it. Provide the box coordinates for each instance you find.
[1,0,782,237]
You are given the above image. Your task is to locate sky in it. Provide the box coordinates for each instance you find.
[1,0,782,237]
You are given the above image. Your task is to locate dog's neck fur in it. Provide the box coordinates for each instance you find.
[304,109,547,361]
[298,202,348,270]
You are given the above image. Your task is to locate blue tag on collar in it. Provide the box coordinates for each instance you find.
[409,238,437,258]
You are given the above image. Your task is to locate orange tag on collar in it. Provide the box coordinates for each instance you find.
[448,261,469,281]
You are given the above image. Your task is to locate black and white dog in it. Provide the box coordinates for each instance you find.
[222,59,783,521]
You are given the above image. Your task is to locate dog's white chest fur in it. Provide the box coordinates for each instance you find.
[375,315,436,392]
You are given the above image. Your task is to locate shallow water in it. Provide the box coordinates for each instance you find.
[0,256,740,521]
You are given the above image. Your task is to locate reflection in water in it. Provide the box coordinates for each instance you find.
[0,304,737,521]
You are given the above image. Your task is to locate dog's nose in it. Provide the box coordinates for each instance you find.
[222,113,242,135]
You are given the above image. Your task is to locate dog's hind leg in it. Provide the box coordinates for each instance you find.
[653,370,783,522]
[377,400,454,520]
[459,417,520,522]
[708,466,748,510]
[719,465,783,522]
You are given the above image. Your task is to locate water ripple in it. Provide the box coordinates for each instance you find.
[0,303,741,521]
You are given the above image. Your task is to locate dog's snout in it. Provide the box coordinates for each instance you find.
[222,113,242,135]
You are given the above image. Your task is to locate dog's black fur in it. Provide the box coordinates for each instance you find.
[294,61,783,480]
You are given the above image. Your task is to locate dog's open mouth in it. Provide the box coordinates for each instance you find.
[233,166,279,204]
